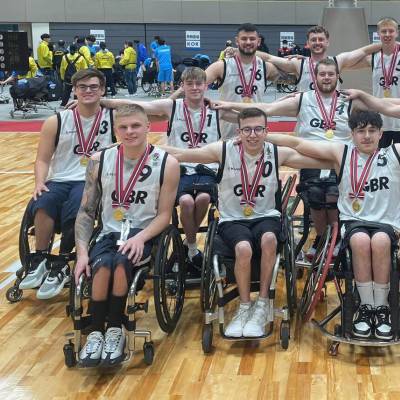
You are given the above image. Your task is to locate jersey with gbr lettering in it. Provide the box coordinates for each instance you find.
[338,144,400,231]
[372,51,400,131]
[295,90,352,144]
[47,108,115,182]
[295,56,340,92]
[218,56,268,140]
[167,99,221,173]
[217,140,280,223]
[97,144,168,239]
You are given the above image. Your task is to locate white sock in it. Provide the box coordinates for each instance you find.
[187,242,198,259]
[374,282,390,307]
[355,281,374,307]
[257,296,268,304]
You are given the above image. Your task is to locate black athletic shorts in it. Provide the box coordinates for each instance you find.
[218,216,281,253]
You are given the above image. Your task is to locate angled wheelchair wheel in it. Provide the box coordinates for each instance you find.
[300,223,338,322]
[200,220,218,313]
[283,215,297,317]
[153,225,186,333]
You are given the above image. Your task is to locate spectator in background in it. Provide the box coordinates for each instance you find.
[291,42,302,55]
[95,42,116,97]
[302,42,311,57]
[154,38,174,97]
[150,35,161,57]
[37,33,54,77]
[258,34,270,54]
[120,41,137,96]
[86,35,99,57]
[0,47,38,84]
[53,40,68,78]
[219,40,233,60]
[76,37,93,67]
[277,39,292,58]
[134,39,148,73]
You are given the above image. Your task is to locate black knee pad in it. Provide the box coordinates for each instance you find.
[60,220,75,254]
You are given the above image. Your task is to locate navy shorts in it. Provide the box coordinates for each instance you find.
[89,228,153,284]
[31,180,85,228]
[177,173,217,204]
[218,217,282,253]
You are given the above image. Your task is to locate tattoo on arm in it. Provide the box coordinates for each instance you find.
[75,159,101,249]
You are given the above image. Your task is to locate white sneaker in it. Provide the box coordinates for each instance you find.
[19,255,48,290]
[243,299,269,337]
[36,262,70,299]
[79,331,104,367]
[101,327,126,366]
[224,303,252,337]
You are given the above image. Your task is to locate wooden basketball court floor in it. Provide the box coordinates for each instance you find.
[1,130,400,400]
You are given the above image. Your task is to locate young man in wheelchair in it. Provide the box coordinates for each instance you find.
[267,110,399,340]
[74,104,179,366]
[20,69,116,299]
[162,107,332,337]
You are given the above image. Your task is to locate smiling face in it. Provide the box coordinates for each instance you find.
[181,78,208,102]
[74,77,105,105]
[378,21,399,47]
[351,123,382,155]
[115,112,150,150]
[315,63,339,94]
[307,32,329,57]
[237,115,267,154]
[236,30,260,57]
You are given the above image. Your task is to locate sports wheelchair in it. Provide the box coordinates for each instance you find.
[299,221,400,356]
[200,176,298,353]
[6,198,75,303]
[63,224,186,367]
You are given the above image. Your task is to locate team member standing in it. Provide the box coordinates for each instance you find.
[74,104,179,366]
[19,69,116,299]
[162,108,333,337]
[120,41,137,96]
[95,42,116,97]
[154,39,174,97]
[267,110,398,340]
[37,33,54,77]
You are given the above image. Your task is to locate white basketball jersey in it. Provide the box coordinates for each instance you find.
[295,90,352,144]
[296,56,340,92]
[372,51,400,131]
[338,144,400,231]
[167,99,221,173]
[98,144,168,238]
[218,56,268,140]
[47,108,115,182]
[217,140,280,223]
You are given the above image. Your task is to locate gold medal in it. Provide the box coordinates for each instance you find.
[352,199,361,212]
[113,207,125,221]
[243,205,254,217]
[325,129,334,139]
[243,97,252,103]
[80,156,89,166]
[384,88,391,98]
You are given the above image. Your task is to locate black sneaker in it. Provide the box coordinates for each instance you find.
[190,250,203,269]
[352,304,374,338]
[374,306,393,340]
[186,250,203,279]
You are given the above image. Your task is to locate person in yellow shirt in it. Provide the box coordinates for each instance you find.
[76,37,93,68]
[119,41,137,96]
[37,34,53,76]
[95,42,116,97]
[60,44,87,106]
[0,48,38,85]
[219,40,232,60]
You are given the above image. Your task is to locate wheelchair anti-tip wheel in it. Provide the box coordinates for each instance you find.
[63,340,77,368]
[143,341,155,365]
[6,287,23,303]
[202,323,213,354]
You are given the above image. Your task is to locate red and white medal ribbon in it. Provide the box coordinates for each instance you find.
[112,144,151,210]
[349,147,378,201]
[381,44,399,90]
[234,55,257,99]
[314,88,338,131]
[73,107,103,158]
[238,143,264,208]
[182,100,207,148]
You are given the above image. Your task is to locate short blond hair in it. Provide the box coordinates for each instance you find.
[377,17,398,30]
[114,104,148,123]
[181,67,206,82]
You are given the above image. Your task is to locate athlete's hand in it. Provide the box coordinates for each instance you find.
[74,254,91,285]
[224,47,236,58]
[65,99,78,109]
[339,89,362,101]
[211,100,234,110]
[119,235,145,265]
[276,92,298,102]
[33,182,50,201]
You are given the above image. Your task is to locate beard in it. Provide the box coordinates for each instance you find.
[238,45,257,57]
[316,82,337,93]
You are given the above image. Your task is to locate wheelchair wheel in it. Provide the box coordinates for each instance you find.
[283,216,297,317]
[200,220,218,313]
[63,340,77,368]
[143,341,154,365]
[280,321,290,350]
[300,223,338,322]
[202,323,213,354]
[6,286,23,303]
[153,225,186,333]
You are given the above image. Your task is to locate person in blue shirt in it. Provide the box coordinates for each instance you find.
[154,39,174,96]
[150,36,161,57]
[134,39,148,73]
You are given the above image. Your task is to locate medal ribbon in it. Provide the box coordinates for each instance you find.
[381,44,399,90]
[238,143,264,207]
[112,143,151,209]
[182,100,207,148]
[73,107,103,158]
[314,88,338,131]
[349,147,378,200]
[234,55,257,99]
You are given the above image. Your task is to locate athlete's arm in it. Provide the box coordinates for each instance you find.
[119,155,180,264]
[265,62,281,82]
[99,98,173,116]
[33,115,58,200]
[219,109,239,123]
[74,154,101,284]
[161,141,223,164]
[336,42,380,70]
[256,51,299,75]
